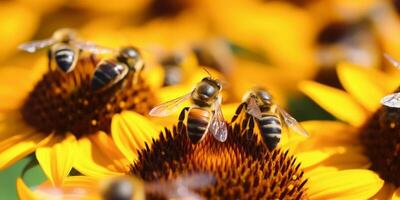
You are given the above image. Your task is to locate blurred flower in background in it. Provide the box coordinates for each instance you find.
[300,62,400,199]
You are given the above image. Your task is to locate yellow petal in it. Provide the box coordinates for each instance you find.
[308,169,384,200]
[0,131,45,170]
[296,150,332,169]
[74,132,128,177]
[370,183,396,200]
[112,111,159,162]
[299,81,368,126]
[36,133,77,186]
[337,63,385,113]
[17,178,38,200]
[296,121,359,151]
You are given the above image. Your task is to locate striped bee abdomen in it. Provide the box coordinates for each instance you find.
[91,61,128,92]
[187,108,211,144]
[55,48,75,73]
[257,114,281,150]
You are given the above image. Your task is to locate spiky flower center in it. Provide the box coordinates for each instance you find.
[21,56,155,138]
[360,104,400,186]
[131,123,307,199]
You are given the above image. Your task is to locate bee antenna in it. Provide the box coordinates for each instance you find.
[203,68,212,78]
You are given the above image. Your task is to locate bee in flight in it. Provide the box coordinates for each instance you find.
[102,173,215,200]
[18,28,111,73]
[380,54,400,108]
[91,46,144,92]
[232,88,308,150]
[149,74,228,144]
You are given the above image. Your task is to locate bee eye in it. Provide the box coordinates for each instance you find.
[201,77,210,81]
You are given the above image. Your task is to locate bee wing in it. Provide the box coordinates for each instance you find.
[384,53,400,69]
[209,96,228,142]
[146,182,204,200]
[18,38,56,53]
[246,96,262,120]
[149,92,193,117]
[173,173,215,190]
[73,41,113,54]
[146,173,213,200]
[381,92,400,108]
[277,106,309,137]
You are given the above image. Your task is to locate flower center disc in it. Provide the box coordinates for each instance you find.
[132,124,307,199]
[21,56,155,138]
[360,106,400,186]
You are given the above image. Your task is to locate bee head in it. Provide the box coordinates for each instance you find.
[193,77,221,104]
[244,87,272,105]
[52,28,77,43]
[117,46,143,72]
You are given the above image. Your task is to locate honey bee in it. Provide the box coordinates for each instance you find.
[232,88,308,150]
[102,173,214,200]
[159,53,184,86]
[91,46,144,92]
[149,75,228,144]
[18,28,111,73]
[380,54,400,108]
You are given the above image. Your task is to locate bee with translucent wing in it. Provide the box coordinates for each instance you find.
[380,54,400,108]
[103,173,215,200]
[18,28,111,73]
[232,88,308,150]
[149,74,228,144]
[91,46,144,92]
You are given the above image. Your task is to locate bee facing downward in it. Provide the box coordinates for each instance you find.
[232,88,308,150]
[149,74,228,144]
[18,28,110,73]
[102,173,214,200]
[91,46,144,92]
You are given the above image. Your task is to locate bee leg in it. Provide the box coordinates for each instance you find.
[89,52,97,67]
[178,107,190,134]
[245,116,256,140]
[47,49,52,71]
[231,103,245,123]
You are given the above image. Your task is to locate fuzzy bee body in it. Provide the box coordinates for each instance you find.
[18,28,111,74]
[186,107,212,144]
[52,43,78,73]
[233,88,308,150]
[91,47,143,92]
[91,60,129,92]
[257,105,282,150]
[150,76,228,144]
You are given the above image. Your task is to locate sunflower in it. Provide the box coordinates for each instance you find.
[300,62,400,198]
[0,46,163,187]
[17,103,383,199]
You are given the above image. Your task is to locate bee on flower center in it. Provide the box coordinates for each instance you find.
[150,74,228,144]
[232,88,308,150]
[19,28,111,73]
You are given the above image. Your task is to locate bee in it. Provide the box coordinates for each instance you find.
[160,53,184,86]
[149,75,228,144]
[91,46,144,92]
[380,54,400,108]
[102,173,215,200]
[232,88,308,150]
[18,28,111,73]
